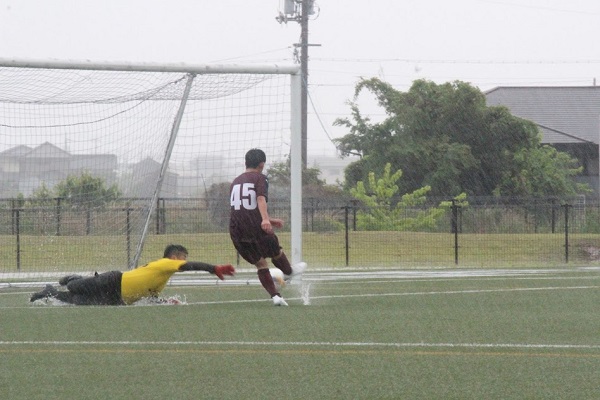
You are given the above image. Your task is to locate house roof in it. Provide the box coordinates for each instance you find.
[24,142,71,158]
[0,144,32,157]
[70,154,117,170]
[485,86,600,145]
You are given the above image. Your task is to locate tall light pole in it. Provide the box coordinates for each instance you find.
[277,0,318,169]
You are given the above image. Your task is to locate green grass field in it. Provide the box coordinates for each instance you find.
[2,267,599,399]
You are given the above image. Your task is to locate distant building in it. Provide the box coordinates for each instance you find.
[308,155,358,185]
[0,142,117,197]
[485,86,600,194]
[125,157,178,198]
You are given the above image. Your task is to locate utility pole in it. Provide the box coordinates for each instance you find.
[276,0,318,169]
[299,0,309,168]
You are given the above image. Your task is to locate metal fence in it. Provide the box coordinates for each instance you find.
[0,196,599,272]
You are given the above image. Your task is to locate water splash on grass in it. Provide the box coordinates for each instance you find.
[299,282,311,305]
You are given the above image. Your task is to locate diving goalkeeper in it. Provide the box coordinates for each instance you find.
[30,244,235,305]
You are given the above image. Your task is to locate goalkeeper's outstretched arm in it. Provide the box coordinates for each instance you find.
[179,262,235,280]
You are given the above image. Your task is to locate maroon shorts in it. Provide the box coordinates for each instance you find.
[230,233,282,265]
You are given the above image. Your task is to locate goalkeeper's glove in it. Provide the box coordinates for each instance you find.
[213,264,235,280]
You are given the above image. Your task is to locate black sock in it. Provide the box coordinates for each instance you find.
[272,252,292,275]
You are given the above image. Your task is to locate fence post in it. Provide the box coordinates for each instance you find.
[126,207,132,267]
[350,199,359,231]
[156,197,166,234]
[451,200,459,265]
[309,198,315,232]
[55,197,62,236]
[15,208,21,271]
[85,209,92,235]
[533,199,538,233]
[11,199,16,235]
[161,198,166,234]
[563,203,571,263]
[305,197,315,232]
[343,205,350,266]
[551,198,556,233]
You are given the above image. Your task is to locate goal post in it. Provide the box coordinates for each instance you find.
[0,58,302,282]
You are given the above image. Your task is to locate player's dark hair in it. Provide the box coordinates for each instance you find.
[163,244,188,258]
[245,148,266,168]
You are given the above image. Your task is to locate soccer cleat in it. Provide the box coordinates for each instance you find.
[284,262,307,283]
[272,295,288,306]
[30,284,58,302]
[59,274,83,286]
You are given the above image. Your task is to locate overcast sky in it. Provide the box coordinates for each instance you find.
[1,0,599,157]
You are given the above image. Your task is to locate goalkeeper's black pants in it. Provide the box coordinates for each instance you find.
[55,271,124,305]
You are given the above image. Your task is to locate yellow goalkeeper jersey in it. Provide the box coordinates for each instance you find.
[120,258,187,305]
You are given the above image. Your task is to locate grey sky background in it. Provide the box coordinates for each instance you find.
[1,0,599,157]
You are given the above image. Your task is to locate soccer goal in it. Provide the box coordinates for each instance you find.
[0,58,302,283]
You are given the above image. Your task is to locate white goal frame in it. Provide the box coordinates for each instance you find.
[0,58,304,266]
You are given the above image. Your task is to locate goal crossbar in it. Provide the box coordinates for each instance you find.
[0,58,300,75]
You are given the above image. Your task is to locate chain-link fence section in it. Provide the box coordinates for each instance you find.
[1,196,599,273]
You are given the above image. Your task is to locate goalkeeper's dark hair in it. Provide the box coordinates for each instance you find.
[245,148,266,168]
[163,244,188,259]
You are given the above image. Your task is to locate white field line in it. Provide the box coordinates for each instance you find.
[3,274,599,292]
[181,285,600,305]
[1,340,599,351]
[2,280,599,307]
[3,284,598,309]
[3,265,600,287]
[0,286,600,310]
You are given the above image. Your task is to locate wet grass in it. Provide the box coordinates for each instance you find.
[2,268,600,399]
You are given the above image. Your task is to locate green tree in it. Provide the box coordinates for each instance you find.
[334,78,587,197]
[350,163,448,231]
[267,157,326,187]
[28,183,54,207]
[267,157,348,200]
[54,172,121,209]
[499,145,589,197]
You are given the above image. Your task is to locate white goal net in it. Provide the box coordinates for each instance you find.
[0,60,301,282]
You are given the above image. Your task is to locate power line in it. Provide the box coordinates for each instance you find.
[308,78,600,88]
[209,47,293,63]
[475,0,600,16]
[306,88,336,144]
[311,58,600,65]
